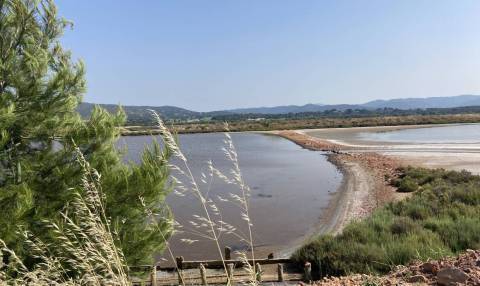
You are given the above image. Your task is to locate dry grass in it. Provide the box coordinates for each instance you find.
[0,145,130,285]
[149,111,260,286]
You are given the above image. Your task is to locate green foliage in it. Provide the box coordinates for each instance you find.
[0,0,171,266]
[395,177,418,193]
[293,167,480,277]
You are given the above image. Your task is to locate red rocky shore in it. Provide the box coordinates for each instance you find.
[314,249,480,285]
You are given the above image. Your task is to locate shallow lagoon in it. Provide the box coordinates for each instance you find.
[119,133,342,260]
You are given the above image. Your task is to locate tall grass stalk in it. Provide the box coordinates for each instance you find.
[139,197,186,286]
[150,111,258,285]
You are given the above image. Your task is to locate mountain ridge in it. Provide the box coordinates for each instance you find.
[78,94,480,120]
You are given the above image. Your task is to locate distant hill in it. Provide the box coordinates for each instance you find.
[78,102,203,123]
[78,95,480,123]
[228,103,359,114]
[226,95,480,114]
[362,95,480,109]
[78,102,231,124]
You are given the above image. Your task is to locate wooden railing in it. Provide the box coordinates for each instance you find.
[130,247,312,285]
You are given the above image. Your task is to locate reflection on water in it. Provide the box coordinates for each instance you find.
[358,124,480,144]
[118,133,342,260]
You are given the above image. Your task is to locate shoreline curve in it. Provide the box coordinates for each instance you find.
[271,130,401,257]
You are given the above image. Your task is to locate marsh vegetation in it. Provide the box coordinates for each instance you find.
[293,167,480,278]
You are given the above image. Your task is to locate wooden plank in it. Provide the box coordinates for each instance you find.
[130,265,177,272]
[277,263,284,282]
[176,256,184,270]
[180,258,292,269]
[199,263,208,286]
[132,272,303,286]
[303,261,312,282]
[177,269,185,285]
[150,266,157,286]
[224,247,232,260]
[226,263,234,284]
[255,263,262,282]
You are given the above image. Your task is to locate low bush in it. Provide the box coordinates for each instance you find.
[390,217,418,235]
[293,167,480,277]
[395,177,418,192]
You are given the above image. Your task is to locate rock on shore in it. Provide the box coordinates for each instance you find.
[313,249,480,285]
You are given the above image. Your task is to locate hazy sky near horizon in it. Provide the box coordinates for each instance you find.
[57,0,480,111]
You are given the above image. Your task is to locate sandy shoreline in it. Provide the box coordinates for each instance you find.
[272,130,403,257]
[276,155,375,257]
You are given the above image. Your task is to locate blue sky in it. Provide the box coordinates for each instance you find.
[57,0,480,111]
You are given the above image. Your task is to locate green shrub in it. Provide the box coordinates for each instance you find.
[405,203,431,220]
[390,217,418,235]
[429,217,480,252]
[396,177,418,192]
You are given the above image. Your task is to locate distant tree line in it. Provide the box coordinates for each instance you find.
[209,106,480,121]
[118,105,480,126]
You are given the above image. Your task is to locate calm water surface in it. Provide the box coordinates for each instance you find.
[358,124,480,144]
[119,133,342,260]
